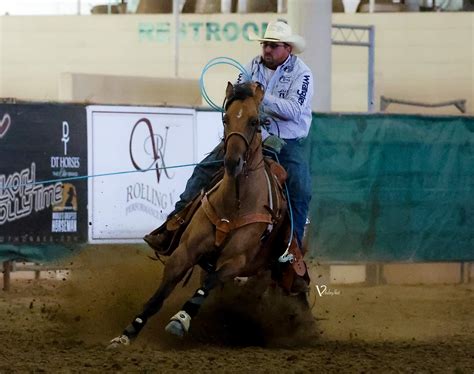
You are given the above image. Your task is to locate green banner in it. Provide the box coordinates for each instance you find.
[306,113,474,262]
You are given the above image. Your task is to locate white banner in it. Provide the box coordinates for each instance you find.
[87,106,197,243]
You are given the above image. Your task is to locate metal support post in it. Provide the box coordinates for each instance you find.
[368,26,375,112]
[3,261,12,291]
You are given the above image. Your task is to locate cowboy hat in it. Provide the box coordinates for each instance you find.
[248,20,306,54]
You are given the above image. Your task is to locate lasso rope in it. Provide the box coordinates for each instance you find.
[2,57,248,192]
[0,160,222,192]
[199,57,252,112]
[2,58,296,263]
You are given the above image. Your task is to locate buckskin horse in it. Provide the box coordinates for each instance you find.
[108,81,308,348]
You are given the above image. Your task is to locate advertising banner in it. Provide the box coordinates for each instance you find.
[0,104,88,248]
[87,106,196,243]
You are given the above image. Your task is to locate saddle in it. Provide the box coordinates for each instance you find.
[144,157,309,294]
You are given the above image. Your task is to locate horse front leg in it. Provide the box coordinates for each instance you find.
[164,270,220,337]
[107,246,194,349]
[165,253,249,337]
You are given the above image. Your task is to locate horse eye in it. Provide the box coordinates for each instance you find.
[249,118,259,127]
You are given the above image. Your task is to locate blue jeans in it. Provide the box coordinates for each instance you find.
[171,139,312,246]
[275,139,312,246]
[173,142,224,213]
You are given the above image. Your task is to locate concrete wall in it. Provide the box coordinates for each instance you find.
[0,13,473,113]
[5,261,472,284]
[382,263,465,285]
[308,262,473,285]
[59,73,201,105]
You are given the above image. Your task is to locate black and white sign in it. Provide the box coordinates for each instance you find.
[0,104,88,245]
[87,106,197,243]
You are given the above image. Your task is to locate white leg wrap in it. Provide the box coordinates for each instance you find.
[107,334,130,349]
[170,310,191,332]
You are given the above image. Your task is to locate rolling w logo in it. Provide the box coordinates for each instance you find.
[129,118,173,184]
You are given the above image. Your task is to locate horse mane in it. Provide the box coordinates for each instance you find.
[225,82,255,110]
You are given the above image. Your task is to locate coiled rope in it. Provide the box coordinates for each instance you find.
[199,56,252,112]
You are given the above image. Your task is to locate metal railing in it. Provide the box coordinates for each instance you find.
[380,96,467,114]
[332,24,375,113]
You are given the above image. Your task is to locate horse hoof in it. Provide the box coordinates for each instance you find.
[165,310,191,337]
[165,320,185,337]
[106,335,130,350]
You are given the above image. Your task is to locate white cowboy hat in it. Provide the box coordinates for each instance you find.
[248,20,306,54]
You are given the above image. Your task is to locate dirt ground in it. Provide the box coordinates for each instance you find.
[1,246,473,373]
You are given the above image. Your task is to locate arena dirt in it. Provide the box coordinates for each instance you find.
[1,245,473,373]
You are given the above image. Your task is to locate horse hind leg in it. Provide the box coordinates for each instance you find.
[108,247,194,349]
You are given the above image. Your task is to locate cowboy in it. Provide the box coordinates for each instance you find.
[145,20,313,264]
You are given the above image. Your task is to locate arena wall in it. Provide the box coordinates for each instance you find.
[0,13,473,114]
[1,102,472,286]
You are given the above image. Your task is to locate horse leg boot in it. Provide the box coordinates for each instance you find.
[165,254,248,337]
[108,252,193,349]
[108,284,175,349]
[165,272,220,337]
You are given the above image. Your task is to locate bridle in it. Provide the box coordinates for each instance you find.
[222,82,265,174]
[223,121,261,172]
[222,100,262,165]
[222,102,263,209]
[224,131,250,153]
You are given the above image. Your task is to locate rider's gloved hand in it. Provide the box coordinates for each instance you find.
[263,135,286,153]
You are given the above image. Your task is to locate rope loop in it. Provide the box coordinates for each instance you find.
[199,57,252,112]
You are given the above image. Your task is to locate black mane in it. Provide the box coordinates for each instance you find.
[225,82,254,110]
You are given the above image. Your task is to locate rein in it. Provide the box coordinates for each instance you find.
[223,123,262,175]
[224,131,250,152]
[224,125,262,209]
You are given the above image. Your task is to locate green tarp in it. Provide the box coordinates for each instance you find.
[0,244,81,263]
[306,113,474,262]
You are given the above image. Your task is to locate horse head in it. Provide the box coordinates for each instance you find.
[223,81,264,178]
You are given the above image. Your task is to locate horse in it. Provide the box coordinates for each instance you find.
[108,81,296,348]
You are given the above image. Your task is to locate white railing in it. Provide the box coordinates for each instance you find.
[1,0,467,15]
[0,0,135,15]
[0,0,288,16]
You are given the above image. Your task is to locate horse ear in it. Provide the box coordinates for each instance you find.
[226,82,234,100]
[253,82,265,104]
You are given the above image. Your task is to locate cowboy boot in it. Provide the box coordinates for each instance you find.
[143,229,174,254]
[286,236,310,294]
